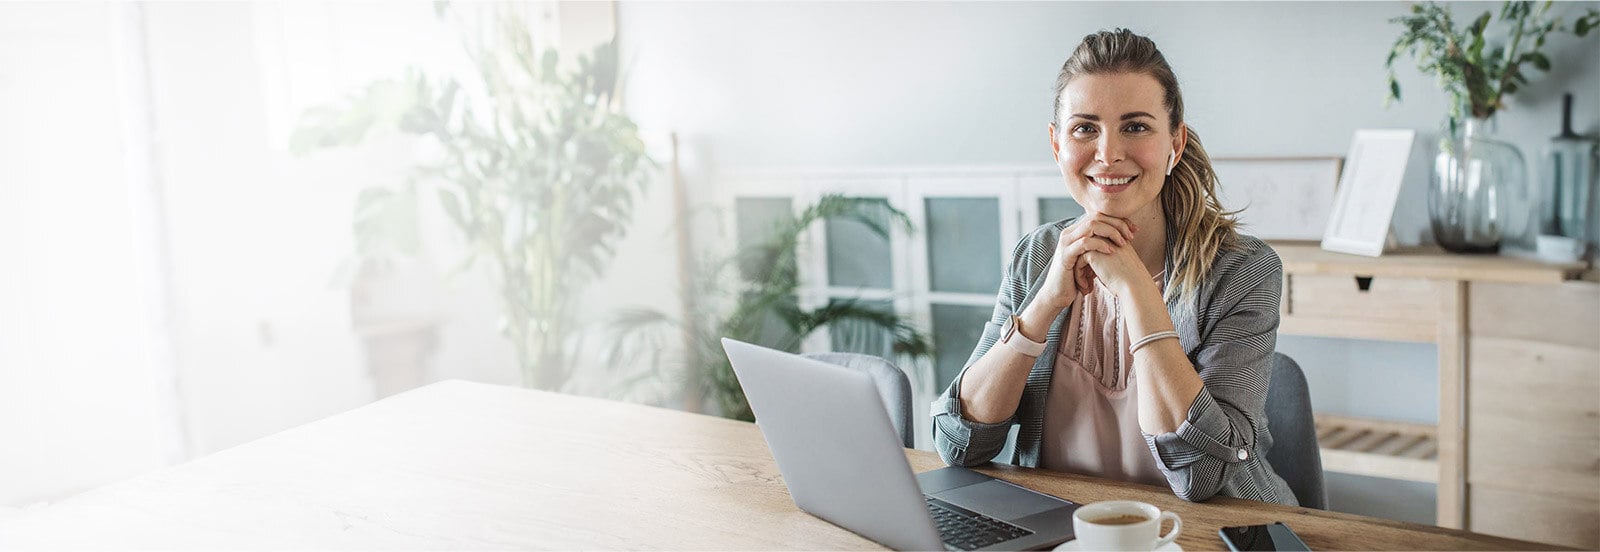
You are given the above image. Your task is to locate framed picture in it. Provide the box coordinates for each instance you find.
[1213,157,1344,242]
[1321,129,1418,257]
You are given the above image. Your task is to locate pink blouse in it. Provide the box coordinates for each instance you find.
[1037,274,1168,487]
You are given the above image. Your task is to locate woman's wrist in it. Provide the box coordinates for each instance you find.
[1017,300,1062,342]
[1115,271,1161,302]
[1122,277,1175,339]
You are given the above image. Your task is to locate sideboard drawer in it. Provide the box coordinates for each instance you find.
[1285,273,1438,325]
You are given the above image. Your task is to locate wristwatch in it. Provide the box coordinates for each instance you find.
[1000,315,1046,357]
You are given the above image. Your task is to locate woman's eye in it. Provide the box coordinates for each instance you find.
[1072,124,1098,136]
[1125,122,1150,133]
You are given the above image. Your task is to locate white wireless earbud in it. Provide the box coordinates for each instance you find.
[1166,150,1178,176]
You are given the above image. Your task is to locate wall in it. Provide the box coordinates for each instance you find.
[618,0,1600,525]
[621,1,1600,244]
[0,2,180,507]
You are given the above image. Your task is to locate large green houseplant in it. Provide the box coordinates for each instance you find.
[292,6,652,390]
[609,195,933,421]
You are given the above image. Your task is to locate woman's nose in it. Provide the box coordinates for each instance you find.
[1094,134,1124,165]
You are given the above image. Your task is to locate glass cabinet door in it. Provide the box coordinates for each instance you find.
[930,303,992,389]
[827,299,896,359]
[822,197,897,358]
[734,197,801,350]
[922,196,1005,390]
[736,197,796,281]
[825,198,893,290]
[1038,197,1084,226]
[926,197,1002,295]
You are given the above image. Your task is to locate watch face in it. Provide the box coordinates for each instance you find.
[1001,316,1043,357]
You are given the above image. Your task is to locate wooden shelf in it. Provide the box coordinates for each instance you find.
[1271,243,1587,284]
[1315,414,1438,484]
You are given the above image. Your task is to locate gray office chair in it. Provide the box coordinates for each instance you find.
[1264,352,1327,509]
[802,352,915,448]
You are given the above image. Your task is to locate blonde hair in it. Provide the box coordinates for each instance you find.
[1052,28,1240,307]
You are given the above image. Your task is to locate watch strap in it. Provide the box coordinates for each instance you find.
[1000,315,1046,357]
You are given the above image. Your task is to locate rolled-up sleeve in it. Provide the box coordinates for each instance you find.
[932,234,1033,467]
[1144,248,1281,502]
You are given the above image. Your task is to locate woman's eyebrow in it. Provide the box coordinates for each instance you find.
[1068,111,1157,121]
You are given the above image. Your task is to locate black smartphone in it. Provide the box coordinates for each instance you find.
[1218,522,1312,551]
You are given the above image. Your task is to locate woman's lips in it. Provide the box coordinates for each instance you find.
[1088,174,1137,193]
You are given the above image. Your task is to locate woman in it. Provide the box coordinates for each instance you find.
[931,28,1296,505]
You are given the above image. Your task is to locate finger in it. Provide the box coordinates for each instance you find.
[1065,239,1112,294]
[1081,211,1132,241]
[1060,242,1090,294]
[1075,214,1135,245]
[1074,235,1117,256]
[1062,217,1126,246]
[1060,237,1097,271]
[1076,264,1095,294]
[1088,221,1129,247]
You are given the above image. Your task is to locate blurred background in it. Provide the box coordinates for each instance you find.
[2,0,1596,535]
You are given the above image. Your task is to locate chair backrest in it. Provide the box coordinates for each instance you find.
[1264,352,1327,509]
[801,352,914,448]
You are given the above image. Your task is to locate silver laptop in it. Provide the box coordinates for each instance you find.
[722,338,1079,551]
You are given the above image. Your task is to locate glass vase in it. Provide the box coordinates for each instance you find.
[1429,116,1530,253]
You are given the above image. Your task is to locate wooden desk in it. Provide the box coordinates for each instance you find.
[0,381,1564,550]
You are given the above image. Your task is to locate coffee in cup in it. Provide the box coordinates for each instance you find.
[1070,500,1181,551]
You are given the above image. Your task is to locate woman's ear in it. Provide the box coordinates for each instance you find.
[1048,122,1061,163]
[1172,123,1188,161]
[1167,123,1188,175]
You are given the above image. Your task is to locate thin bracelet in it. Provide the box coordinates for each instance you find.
[1129,330,1179,354]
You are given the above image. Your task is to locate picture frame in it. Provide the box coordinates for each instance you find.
[1321,129,1419,257]
[1212,157,1344,242]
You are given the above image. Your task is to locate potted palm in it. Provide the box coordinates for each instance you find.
[293,5,652,391]
[608,195,933,420]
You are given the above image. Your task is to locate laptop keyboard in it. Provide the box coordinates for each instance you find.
[925,496,1033,550]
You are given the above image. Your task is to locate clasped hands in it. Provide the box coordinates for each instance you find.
[1036,212,1155,310]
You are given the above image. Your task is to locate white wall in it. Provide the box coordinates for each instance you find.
[0,2,174,505]
[621,1,1600,244]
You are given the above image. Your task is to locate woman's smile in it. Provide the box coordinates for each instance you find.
[1087,173,1139,193]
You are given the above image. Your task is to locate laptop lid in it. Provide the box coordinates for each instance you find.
[721,338,945,551]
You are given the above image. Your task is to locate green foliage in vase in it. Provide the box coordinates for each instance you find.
[1385,1,1599,135]
[607,195,934,421]
[291,6,652,391]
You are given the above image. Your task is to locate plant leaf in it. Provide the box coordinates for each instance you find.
[1526,51,1551,71]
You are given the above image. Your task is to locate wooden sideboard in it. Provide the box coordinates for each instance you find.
[1272,243,1596,548]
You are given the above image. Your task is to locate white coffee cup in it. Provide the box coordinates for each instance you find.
[1071,500,1181,551]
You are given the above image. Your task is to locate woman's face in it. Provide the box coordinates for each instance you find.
[1051,72,1185,222]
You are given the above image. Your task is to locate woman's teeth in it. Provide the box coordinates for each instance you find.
[1090,176,1134,186]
